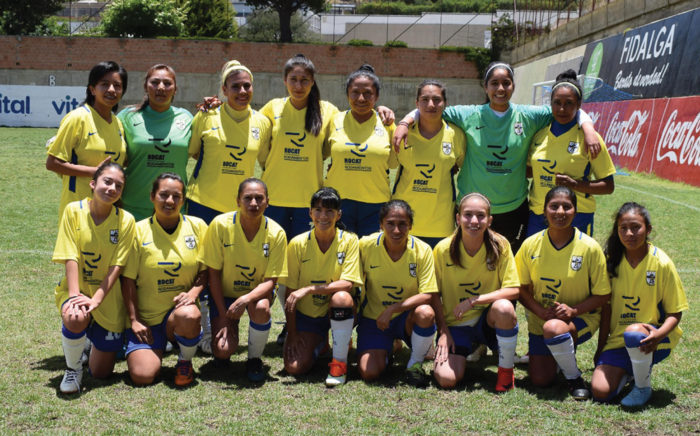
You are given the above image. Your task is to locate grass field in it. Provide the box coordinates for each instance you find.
[0,127,698,434]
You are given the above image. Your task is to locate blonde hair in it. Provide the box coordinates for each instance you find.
[449,193,506,270]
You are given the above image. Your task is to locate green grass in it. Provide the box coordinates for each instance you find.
[1,127,699,434]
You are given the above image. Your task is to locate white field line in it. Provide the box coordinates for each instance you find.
[616,184,700,213]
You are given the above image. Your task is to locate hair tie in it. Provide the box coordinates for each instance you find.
[484,63,513,82]
[551,81,581,97]
[221,60,253,87]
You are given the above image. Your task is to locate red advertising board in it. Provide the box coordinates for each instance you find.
[583,95,700,187]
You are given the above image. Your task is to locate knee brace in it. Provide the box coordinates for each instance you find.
[330,307,353,321]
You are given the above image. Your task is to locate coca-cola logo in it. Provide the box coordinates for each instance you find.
[604,110,649,158]
[657,110,700,166]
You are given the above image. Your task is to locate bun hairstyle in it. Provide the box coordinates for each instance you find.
[84,61,128,113]
[551,69,582,103]
[345,64,381,97]
[605,202,652,278]
[284,54,322,136]
[449,193,506,270]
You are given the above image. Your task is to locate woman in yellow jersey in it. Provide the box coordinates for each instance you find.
[357,200,438,387]
[392,80,466,247]
[516,186,610,400]
[324,64,397,236]
[52,162,135,394]
[592,203,688,407]
[283,188,363,387]
[187,60,271,223]
[432,193,519,391]
[526,70,615,237]
[198,178,288,381]
[47,61,128,220]
[122,173,208,387]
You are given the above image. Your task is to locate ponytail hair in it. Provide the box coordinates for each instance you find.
[284,54,322,136]
[605,202,652,278]
[84,61,128,113]
[449,193,506,270]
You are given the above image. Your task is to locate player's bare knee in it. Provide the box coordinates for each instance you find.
[174,305,201,328]
[413,304,435,327]
[249,300,271,323]
[624,323,649,335]
[330,290,353,308]
[434,370,457,389]
[541,319,567,339]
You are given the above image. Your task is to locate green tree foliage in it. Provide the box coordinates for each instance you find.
[239,9,316,43]
[0,0,63,35]
[180,0,238,39]
[245,0,325,42]
[100,0,186,38]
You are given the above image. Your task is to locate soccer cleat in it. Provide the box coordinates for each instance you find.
[466,344,487,363]
[276,324,288,346]
[325,359,347,387]
[246,358,265,382]
[621,386,652,407]
[495,366,515,392]
[405,362,429,388]
[60,368,83,394]
[567,376,591,400]
[174,360,194,387]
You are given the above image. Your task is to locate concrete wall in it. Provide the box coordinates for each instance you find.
[0,36,484,117]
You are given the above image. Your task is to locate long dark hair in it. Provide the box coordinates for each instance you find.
[151,172,185,197]
[284,54,322,136]
[543,185,577,217]
[482,61,513,105]
[449,193,505,270]
[84,61,128,113]
[605,202,652,278]
[237,177,268,200]
[310,187,346,230]
[136,64,176,112]
[416,79,446,102]
[379,199,414,225]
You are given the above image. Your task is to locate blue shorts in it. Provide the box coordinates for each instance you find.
[447,309,497,357]
[125,308,174,355]
[527,211,595,237]
[528,317,590,356]
[415,236,444,249]
[265,205,311,239]
[209,296,237,320]
[295,311,330,336]
[597,345,670,374]
[339,199,381,237]
[87,320,124,353]
[187,200,224,225]
[356,311,411,353]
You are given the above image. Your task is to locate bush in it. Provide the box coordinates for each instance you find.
[347,39,373,46]
[384,40,408,48]
[438,46,491,78]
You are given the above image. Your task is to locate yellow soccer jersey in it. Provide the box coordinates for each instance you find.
[515,229,610,336]
[259,98,338,208]
[393,121,466,237]
[286,229,363,318]
[604,244,688,351]
[324,110,397,203]
[123,214,207,326]
[433,236,519,327]
[529,127,615,214]
[48,105,127,218]
[359,232,438,320]
[187,106,272,213]
[198,211,288,298]
[52,198,135,332]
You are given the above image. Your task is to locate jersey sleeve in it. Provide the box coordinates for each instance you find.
[659,255,689,314]
[52,204,79,263]
[453,125,466,168]
[198,218,225,270]
[442,105,479,130]
[339,235,363,286]
[190,216,209,273]
[498,242,520,289]
[417,241,438,294]
[264,226,288,280]
[47,111,82,162]
[112,212,135,267]
[122,231,141,280]
[521,104,552,132]
[188,111,206,158]
[257,114,273,167]
[588,242,611,296]
[514,242,533,286]
[285,237,302,290]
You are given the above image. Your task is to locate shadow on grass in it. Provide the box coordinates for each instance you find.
[196,358,279,389]
[617,386,676,411]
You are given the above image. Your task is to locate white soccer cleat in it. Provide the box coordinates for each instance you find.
[60,368,83,394]
[466,344,487,362]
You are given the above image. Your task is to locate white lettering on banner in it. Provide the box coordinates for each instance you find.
[619,24,675,64]
[0,85,84,127]
[614,63,669,90]
[605,110,649,158]
[588,111,601,125]
[657,111,700,167]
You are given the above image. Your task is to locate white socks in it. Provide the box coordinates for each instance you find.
[62,326,86,370]
[545,332,581,380]
[248,320,271,359]
[406,324,436,368]
[330,317,354,363]
[496,324,519,369]
[624,331,653,388]
[175,333,201,361]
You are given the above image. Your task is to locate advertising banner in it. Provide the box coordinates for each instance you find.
[0,85,84,128]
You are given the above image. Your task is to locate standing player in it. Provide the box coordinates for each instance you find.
[283,188,363,386]
[198,178,287,381]
[357,200,438,387]
[47,61,128,219]
[526,70,615,236]
[323,64,397,236]
[515,186,610,399]
[52,162,135,394]
[592,203,688,407]
[392,80,466,247]
[432,193,520,391]
[118,64,193,221]
[122,173,207,387]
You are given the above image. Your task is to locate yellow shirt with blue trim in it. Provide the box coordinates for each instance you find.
[47,105,127,219]
[286,229,363,318]
[359,232,438,320]
[123,214,208,326]
[434,235,519,327]
[515,228,610,335]
[528,127,615,214]
[604,244,688,351]
[198,211,288,298]
[324,110,397,203]
[52,198,135,332]
[187,106,272,213]
[393,121,466,237]
[259,98,338,208]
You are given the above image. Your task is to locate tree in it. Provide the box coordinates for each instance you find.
[100,0,186,38]
[239,9,316,43]
[180,0,238,39]
[245,0,325,43]
[0,0,63,35]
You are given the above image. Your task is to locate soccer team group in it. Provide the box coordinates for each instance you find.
[45,54,688,408]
